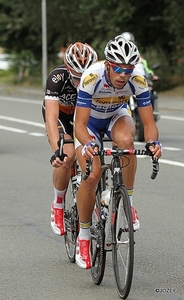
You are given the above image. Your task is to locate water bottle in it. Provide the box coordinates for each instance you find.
[101,189,110,220]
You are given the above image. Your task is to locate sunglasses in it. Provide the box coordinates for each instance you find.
[109,63,134,75]
[69,70,81,81]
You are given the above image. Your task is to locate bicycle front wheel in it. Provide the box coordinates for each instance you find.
[64,180,78,263]
[112,186,134,299]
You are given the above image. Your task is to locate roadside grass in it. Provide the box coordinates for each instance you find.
[0,68,42,87]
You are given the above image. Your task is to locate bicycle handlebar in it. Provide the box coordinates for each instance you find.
[82,148,159,181]
[57,134,159,180]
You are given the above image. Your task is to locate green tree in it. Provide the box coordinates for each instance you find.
[164,0,184,68]
[0,0,41,56]
[0,0,183,87]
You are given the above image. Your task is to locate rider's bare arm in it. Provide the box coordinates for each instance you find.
[75,106,92,146]
[138,105,161,159]
[75,106,99,159]
[45,99,60,152]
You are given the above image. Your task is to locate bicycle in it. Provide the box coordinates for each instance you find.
[58,133,159,299]
[82,136,159,299]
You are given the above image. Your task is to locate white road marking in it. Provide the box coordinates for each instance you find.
[0,125,45,136]
[0,125,27,133]
[137,156,184,168]
[0,96,42,104]
[161,115,184,121]
[162,146,182,151]
[159,158,184,168]
[0,116,45,136]
[29,132,45,137]
[0,115,44,128]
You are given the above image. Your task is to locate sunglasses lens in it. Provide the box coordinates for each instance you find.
[111,64,134,74]
[123,68,134,74]
[111,66,123,74]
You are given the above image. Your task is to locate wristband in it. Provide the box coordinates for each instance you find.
[81,142,98,156]
[145,140,162,152]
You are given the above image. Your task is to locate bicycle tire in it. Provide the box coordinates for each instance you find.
[64,179,79,263]
[112,186,134,299]
[90,190,106,285]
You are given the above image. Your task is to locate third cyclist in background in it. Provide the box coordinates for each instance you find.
[120,31,159,80]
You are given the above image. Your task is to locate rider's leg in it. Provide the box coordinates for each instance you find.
[75,145,101,269]
[111,115,140,230]
[51,135,75,236]
[111,115,137,190]
[75,145,101,228]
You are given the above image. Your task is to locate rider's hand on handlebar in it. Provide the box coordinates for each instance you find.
[81,142,99,160]
[145,140,162,160]
[50,149,68,167]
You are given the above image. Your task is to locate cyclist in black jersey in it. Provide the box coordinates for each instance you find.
[42,42,97,236]
[74,36,162,269]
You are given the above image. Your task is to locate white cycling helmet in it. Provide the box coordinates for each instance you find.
[120,32,135,43]
[104,36,140,65]
[64,42,98,74]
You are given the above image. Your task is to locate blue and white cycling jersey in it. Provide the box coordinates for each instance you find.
[76,60,151,122]
[75,60,151,145]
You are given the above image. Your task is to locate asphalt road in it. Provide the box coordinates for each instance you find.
[0,84,184,300]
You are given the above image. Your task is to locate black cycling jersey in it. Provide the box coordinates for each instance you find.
[43,64,77,109]
[42,64,77,136]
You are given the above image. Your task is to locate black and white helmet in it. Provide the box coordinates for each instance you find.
[104,36,140,65]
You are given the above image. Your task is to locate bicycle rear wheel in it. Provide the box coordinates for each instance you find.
[90,191,106,285]
[64,179,79,263]
[112,186,134,299]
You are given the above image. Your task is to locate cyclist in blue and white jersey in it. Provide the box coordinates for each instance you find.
[74,36,162,269]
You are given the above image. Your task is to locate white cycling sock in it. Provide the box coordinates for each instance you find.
[53,188,66,208]
[78,221,91,240]
[127,188,133,206]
